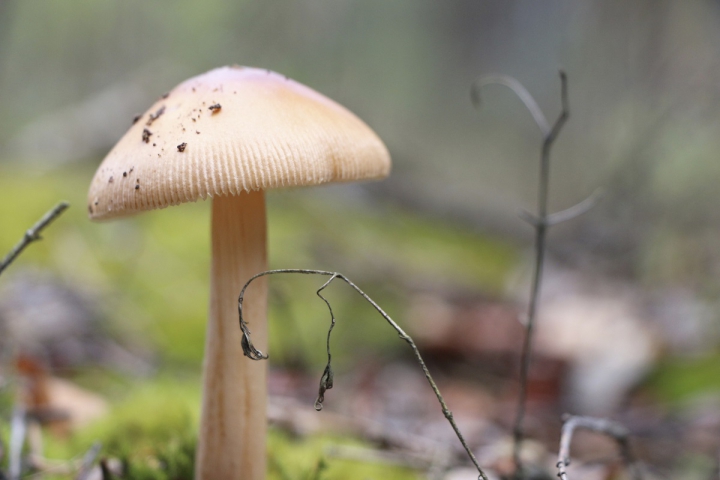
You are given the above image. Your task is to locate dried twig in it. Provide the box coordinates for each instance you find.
[471,75,550,136]
[239,269,490,480]
[9,406,27,480]
[472,71,599,477]
[557,415,642,480]
[75,442,102,480]
[0,202,69,277]
[99,458,114,480]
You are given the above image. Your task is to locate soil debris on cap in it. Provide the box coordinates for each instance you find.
[132,114,142,124]
[209,104,221,114]
[161,92,169,99]
[135,184,140,190]
[123,171,127,177]
[146,106,166,126]
[142,129,152,143]
[177,142,187,152]
[108,176,114,183]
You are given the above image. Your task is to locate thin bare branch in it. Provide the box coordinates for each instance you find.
[238,269,490,480]
[475,70,585,478]
[75,442,102,480]
[518,189,603,228]
[471,75,550,137]
[557,415,642,480]
[0,202,69,277]
[99,458,114,480]
[511,70,569,477]
[9,406,27,480]
[546,188,604,226]
[517,209,541,227]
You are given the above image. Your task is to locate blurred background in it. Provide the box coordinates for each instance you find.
[1,1,720,478]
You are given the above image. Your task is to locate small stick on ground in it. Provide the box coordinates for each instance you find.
[557,414,642,480]
[9,406,27,480]
[239,269,490,480]
[472,71,599,477]
[0,202,69,277]
[75,442,102,480]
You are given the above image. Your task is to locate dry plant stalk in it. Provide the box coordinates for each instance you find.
[557,414,642,480]
[238,269,490,480]
[471,72,600,477]
[0,202,69,277]
[0,202,68,480]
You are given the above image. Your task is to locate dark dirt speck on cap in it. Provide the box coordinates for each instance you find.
[177,142,187,152]
[146,106,166,126]
[142,129,152,143]
[209,104,221,114]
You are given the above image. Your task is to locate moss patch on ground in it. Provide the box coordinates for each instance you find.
[0,163,515,479]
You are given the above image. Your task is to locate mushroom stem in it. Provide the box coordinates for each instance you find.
[197,191,268,480]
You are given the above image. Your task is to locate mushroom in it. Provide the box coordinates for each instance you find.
[87,66,390,479]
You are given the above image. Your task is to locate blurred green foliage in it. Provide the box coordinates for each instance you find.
[0,163,515,478]
[0,164,517,370]
[267,430,419,480]
[647,351,720,404]
[47,381,199,480]
[36,380,419,480]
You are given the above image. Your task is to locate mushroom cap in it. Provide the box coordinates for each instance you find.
[87,66,391,220]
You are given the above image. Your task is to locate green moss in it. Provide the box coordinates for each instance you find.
[268,430,420,480]
[269,193,517,295]
[40,380,199,480]
[0,165,511,479]
[34,379,419,479]
[0,164,517,369]
[646,351,720,403]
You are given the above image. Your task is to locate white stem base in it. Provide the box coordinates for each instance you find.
[196,192,267,480]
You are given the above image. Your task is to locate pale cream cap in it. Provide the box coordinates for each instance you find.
[87,66,391,220]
